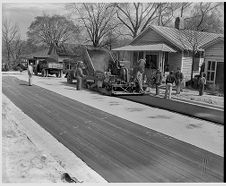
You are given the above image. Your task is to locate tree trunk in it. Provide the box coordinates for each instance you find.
[190,51,195,84]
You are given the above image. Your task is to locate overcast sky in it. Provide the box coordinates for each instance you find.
[2,3,68,40]
[2,1,224,40]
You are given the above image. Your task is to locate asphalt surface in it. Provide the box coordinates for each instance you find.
[120,95,224,124]
[2,76,223,182]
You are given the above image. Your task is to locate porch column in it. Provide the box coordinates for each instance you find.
[158,51,163,71]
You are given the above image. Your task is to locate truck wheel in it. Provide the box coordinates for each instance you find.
[67,74,73,84]
[41,69,46,77]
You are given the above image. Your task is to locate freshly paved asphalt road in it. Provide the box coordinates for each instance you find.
[2,76,223,182]
[120,95,224,124]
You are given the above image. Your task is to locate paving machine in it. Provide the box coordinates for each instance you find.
[66,46,146,96]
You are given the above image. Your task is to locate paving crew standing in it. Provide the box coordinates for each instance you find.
[27,62,33,86]
[136,59,145,93]
[154,68,163,95]
[76,61,86,90]
[165,71,175,99]
[175,67,184,94]
[198,72,206,96]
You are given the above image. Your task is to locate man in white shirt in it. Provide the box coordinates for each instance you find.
[28,62,33,86]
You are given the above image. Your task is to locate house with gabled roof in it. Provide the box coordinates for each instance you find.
[113,19,224,83]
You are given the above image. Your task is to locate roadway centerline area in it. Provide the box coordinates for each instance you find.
[2,76,223,182]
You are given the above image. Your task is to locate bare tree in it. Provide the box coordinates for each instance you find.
[156,3,184,26]
[67,3,119,47]
[178,29,206,82]
[180,2,192,17]
[27,15,80,46]
[2,18,20,67]
[184,2,223,32]
[115,3,163,38]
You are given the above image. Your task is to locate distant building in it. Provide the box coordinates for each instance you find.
[48,43,85,71]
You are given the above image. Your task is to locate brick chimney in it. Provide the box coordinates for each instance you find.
[175,17,184,30]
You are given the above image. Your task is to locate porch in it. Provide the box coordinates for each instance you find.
[112,43,177,73]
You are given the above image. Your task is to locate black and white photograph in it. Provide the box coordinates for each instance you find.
[1,0,224,183]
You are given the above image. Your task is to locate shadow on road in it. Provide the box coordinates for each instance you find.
[19,83,30,86]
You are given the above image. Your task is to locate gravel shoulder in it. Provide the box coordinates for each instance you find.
[2,94,65,183]
[2,93,107,183]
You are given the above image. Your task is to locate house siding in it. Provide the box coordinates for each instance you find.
[204,41,224,61]
[182,57,193,81]
[168,52,182,72]
[204,40,224,89]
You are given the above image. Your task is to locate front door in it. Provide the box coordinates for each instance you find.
[145,54,157,69]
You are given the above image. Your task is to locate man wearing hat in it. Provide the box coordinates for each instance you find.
[27,61,33,86]
[165,71,175,99]
[175,67,184,94]
[76,61,86,90]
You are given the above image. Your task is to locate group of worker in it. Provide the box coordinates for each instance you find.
[134,58,206,98]
[27,59,206,97]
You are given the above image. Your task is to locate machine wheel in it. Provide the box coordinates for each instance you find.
[67,74,73,83]
[34,69,38,75]
[41,69,46,77]
[58,70,62,78]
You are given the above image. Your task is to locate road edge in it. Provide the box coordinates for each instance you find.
[2,93,107,183]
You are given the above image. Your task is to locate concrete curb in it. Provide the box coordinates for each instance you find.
[122,95,224,125]
[2,94,107,183]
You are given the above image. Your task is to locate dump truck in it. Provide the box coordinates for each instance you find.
[65,46,146,96]
[33,57,63,77]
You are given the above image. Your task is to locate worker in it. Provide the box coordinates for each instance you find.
[175,67,184,94]
[154,68,163,95]
[164,71,175,99]
[144,61,152,93]
[136,59,145,93]
[76,61,86,90]
[198,72,206,96]
[28,62,33,86]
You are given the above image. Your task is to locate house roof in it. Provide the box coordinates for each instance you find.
[130,25,224,51]
[21,49,49,59]
[112,43,176,52]
[48,43,85,57]
[200,36,224,49]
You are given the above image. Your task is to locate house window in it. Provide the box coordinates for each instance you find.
[207,61,216,82]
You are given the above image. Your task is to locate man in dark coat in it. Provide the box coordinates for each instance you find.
[165,71,175,99]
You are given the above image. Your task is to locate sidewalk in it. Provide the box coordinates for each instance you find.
[3,72,224,157]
